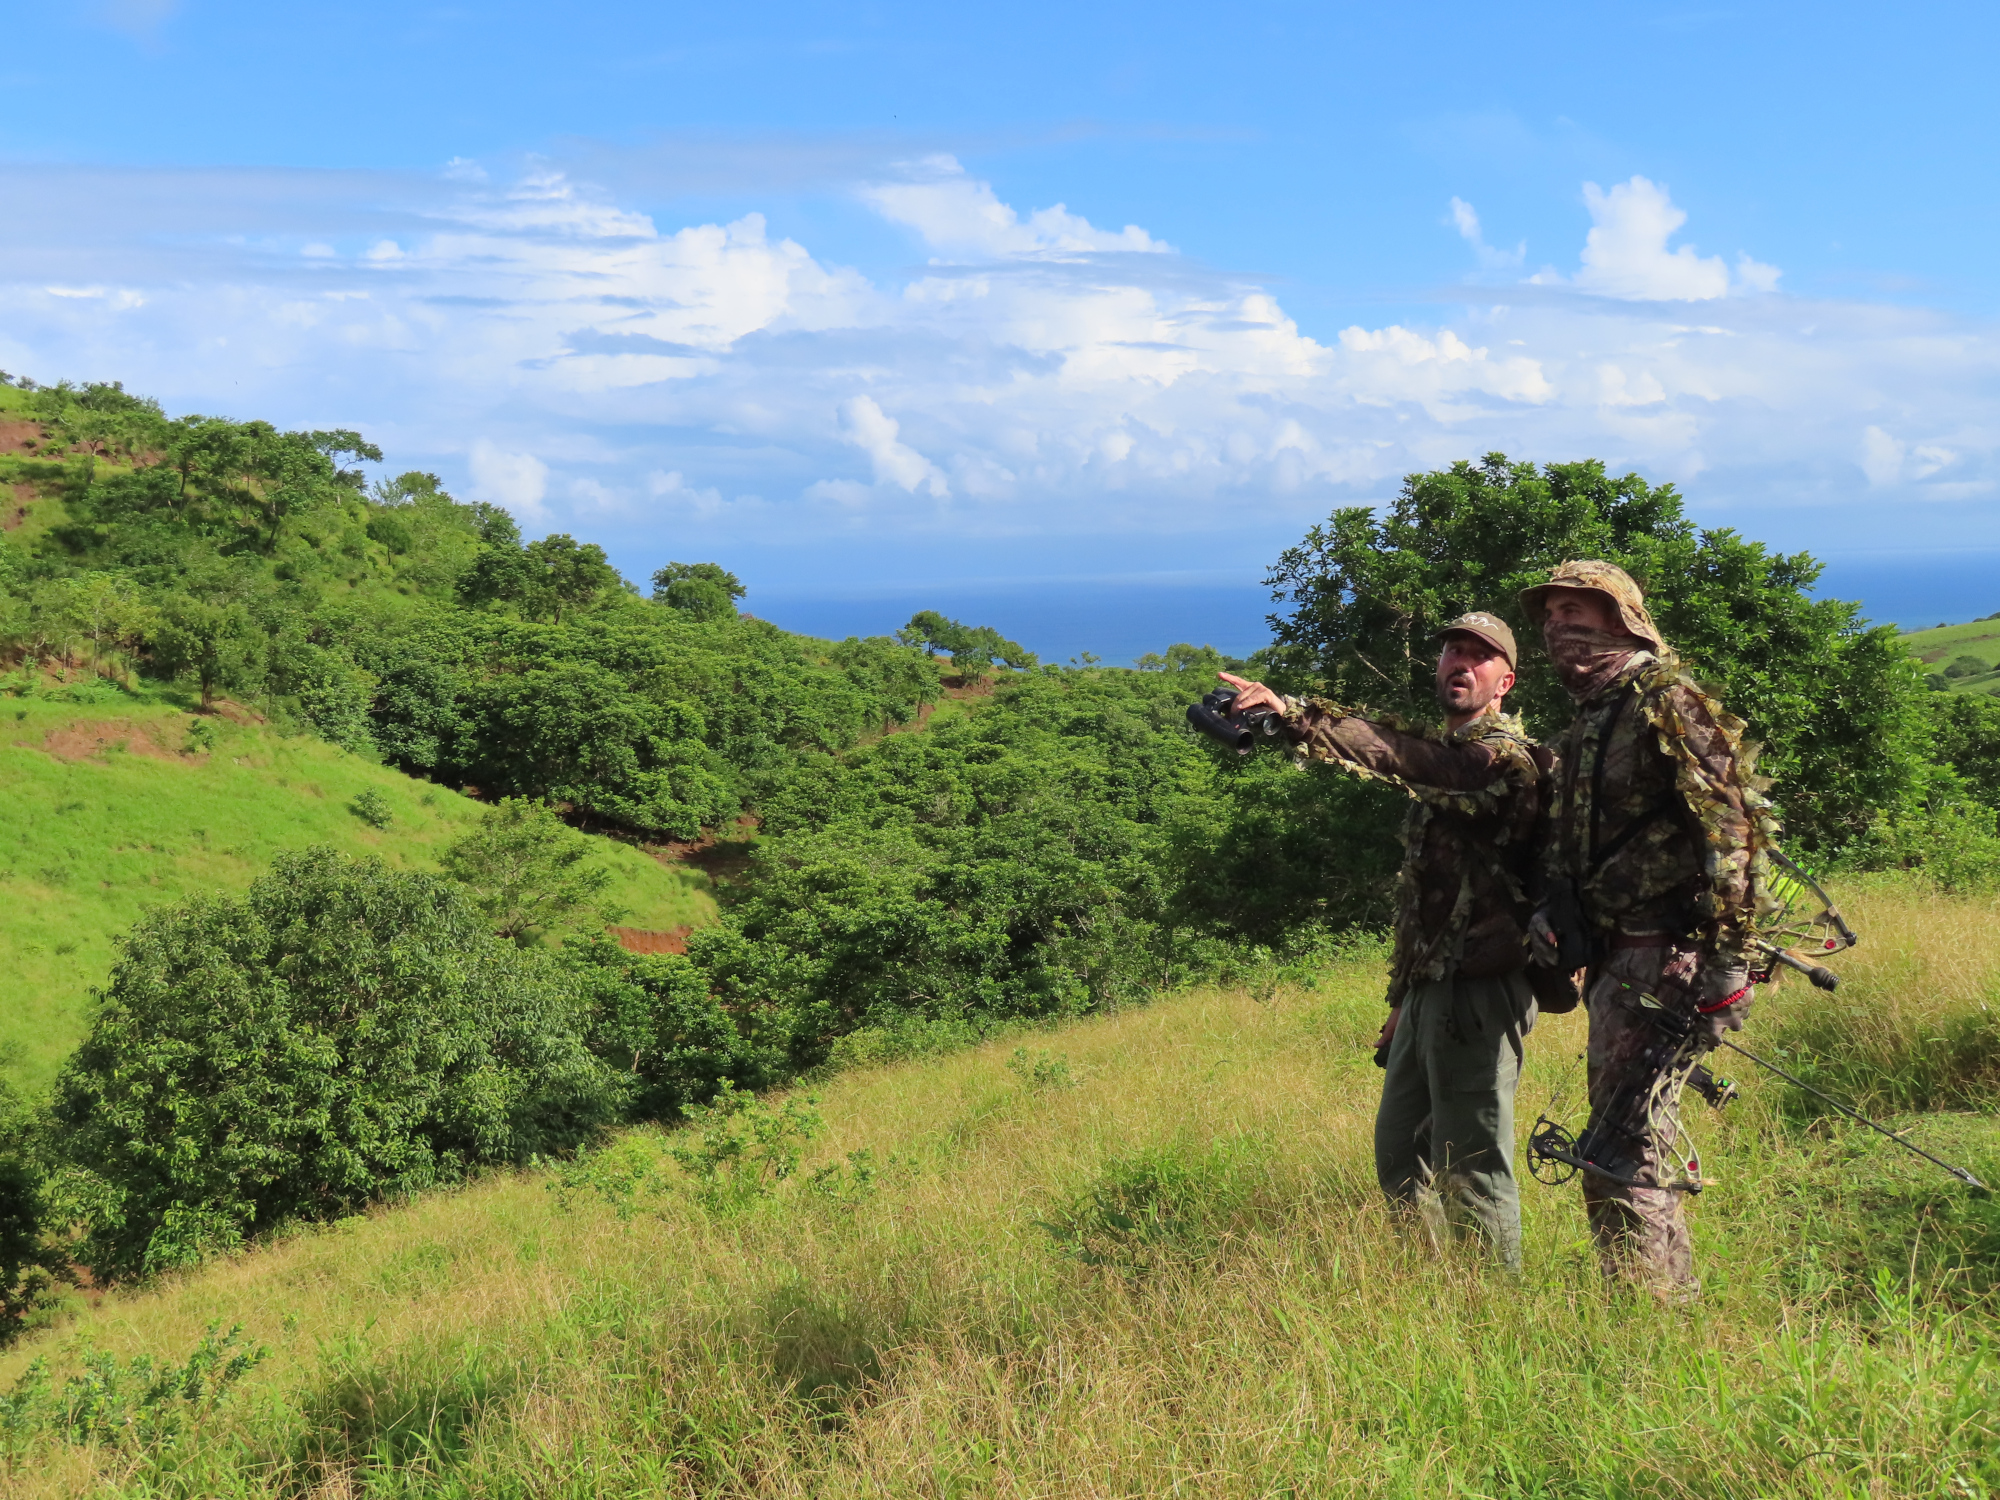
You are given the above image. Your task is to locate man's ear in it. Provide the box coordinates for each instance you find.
[1497,668,1517,700]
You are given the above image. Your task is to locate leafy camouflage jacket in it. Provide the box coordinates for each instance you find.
[1543,651,1772,974]
[1279,702,1547,1005]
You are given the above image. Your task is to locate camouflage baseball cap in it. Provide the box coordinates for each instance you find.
[1518,560,1666,652]
[1432,611,1518,667]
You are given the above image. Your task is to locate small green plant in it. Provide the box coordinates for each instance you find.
[0,1322,265,1456]
[670,1081,824,1210]
[1006,1047,1076,1093]
[181,717,218,755]
[1037,1136,1267,1273]
[807,1148,887,1205]
[349,788,393,829]
[547,1136,666,1223]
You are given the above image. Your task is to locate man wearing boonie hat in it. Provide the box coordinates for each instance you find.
[1220,612,1560,1271]
[1520,560,1769,1300]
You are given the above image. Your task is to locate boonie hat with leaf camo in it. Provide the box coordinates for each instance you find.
[1517,560,1666,653]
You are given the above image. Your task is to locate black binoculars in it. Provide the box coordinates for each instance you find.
[1186,687,1280,754]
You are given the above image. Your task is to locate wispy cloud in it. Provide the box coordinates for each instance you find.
[863,154,1170,259]
[1447,197,1524,271]
[96,0,177,40]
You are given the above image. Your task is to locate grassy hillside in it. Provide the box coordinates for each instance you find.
[1901,616,2000,694]
[7,876,2000,1497]
[0,688,714,1094]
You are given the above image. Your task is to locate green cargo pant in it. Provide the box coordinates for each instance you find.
[1374,969,1535,1270]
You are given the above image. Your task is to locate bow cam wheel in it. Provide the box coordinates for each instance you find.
[1527,1117,1580,1186]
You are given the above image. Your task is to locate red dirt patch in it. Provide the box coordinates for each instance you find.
[38,718,182,762]
[0,418,47,455]
[940,675,998,698]
[877,700,940,739]
[610,925,693,955]
[3,483,34,531]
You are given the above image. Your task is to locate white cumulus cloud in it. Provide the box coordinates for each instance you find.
[1528,176,1780,302]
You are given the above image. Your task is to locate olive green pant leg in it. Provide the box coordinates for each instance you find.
[1374,970,1534,1269]
[1374,988,1443,1245]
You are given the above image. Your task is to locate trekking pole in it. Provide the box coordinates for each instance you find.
[1715,1038,1988,1191]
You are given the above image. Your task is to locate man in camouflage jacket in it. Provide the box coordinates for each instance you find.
[1221,613,1552,1269]
[1522,560,1769,1297]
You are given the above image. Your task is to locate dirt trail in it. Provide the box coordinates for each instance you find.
[36,719,182,763]
[610,925,693,955]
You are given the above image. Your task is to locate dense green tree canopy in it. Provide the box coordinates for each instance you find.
[652,561,746,621]
[1262,455,1933,851]
[47,848,617,1283]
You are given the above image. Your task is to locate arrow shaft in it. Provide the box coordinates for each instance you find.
[1717,1039,1987,1191]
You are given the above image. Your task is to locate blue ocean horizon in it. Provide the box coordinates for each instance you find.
[751,550,1999,667]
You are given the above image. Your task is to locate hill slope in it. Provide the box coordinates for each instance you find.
[1900,616,2000,694]
[4,877,1998,1497]
[0,688,713,1093]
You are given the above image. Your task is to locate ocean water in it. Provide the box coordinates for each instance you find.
[752,550,2000,666]
[754,577,1281,665]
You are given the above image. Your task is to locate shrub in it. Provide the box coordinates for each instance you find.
[0,1081,59,1345]
[1843,795,2000,894]
[46,847,617,1282]
[1943,655,1988,679]
[1929,693,2000,806]
[1005,1047,1076,1093]
[1036,1134,1271,1272]
[563,935,754,1119]
[348,787,393,829]
[439,798,616,942]
[0,1323,263,1456]
[669,1081,823,1211]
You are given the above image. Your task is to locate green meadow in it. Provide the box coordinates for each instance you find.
[1901,617,2000,695]
[0,690,713,1093]
[6,877,2000,1497]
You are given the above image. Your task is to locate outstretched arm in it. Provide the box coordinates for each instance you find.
[1215,672,1517,802]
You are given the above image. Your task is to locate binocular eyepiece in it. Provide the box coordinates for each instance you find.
[1186,687,1280,754]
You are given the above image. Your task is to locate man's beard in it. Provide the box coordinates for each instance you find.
[1435,676,1496,718]
[1544,622,1647,699]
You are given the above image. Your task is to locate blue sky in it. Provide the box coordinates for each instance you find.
[3,1,1997,645]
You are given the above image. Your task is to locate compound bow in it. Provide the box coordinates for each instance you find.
[1523,851,1981,1195]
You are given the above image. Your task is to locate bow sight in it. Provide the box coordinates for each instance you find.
[1186,687,1281,754]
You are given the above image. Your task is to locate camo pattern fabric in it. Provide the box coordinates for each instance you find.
[1581,943,1704,1296]
[1544,651,1777,977]
[1280,702,1546,1004]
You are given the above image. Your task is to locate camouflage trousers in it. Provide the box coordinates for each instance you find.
[1581,944,1707,1297]
[1375,969,1536,1270]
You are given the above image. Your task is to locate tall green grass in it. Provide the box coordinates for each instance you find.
[4,878,1999,1495]
[0,690,713,1091]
